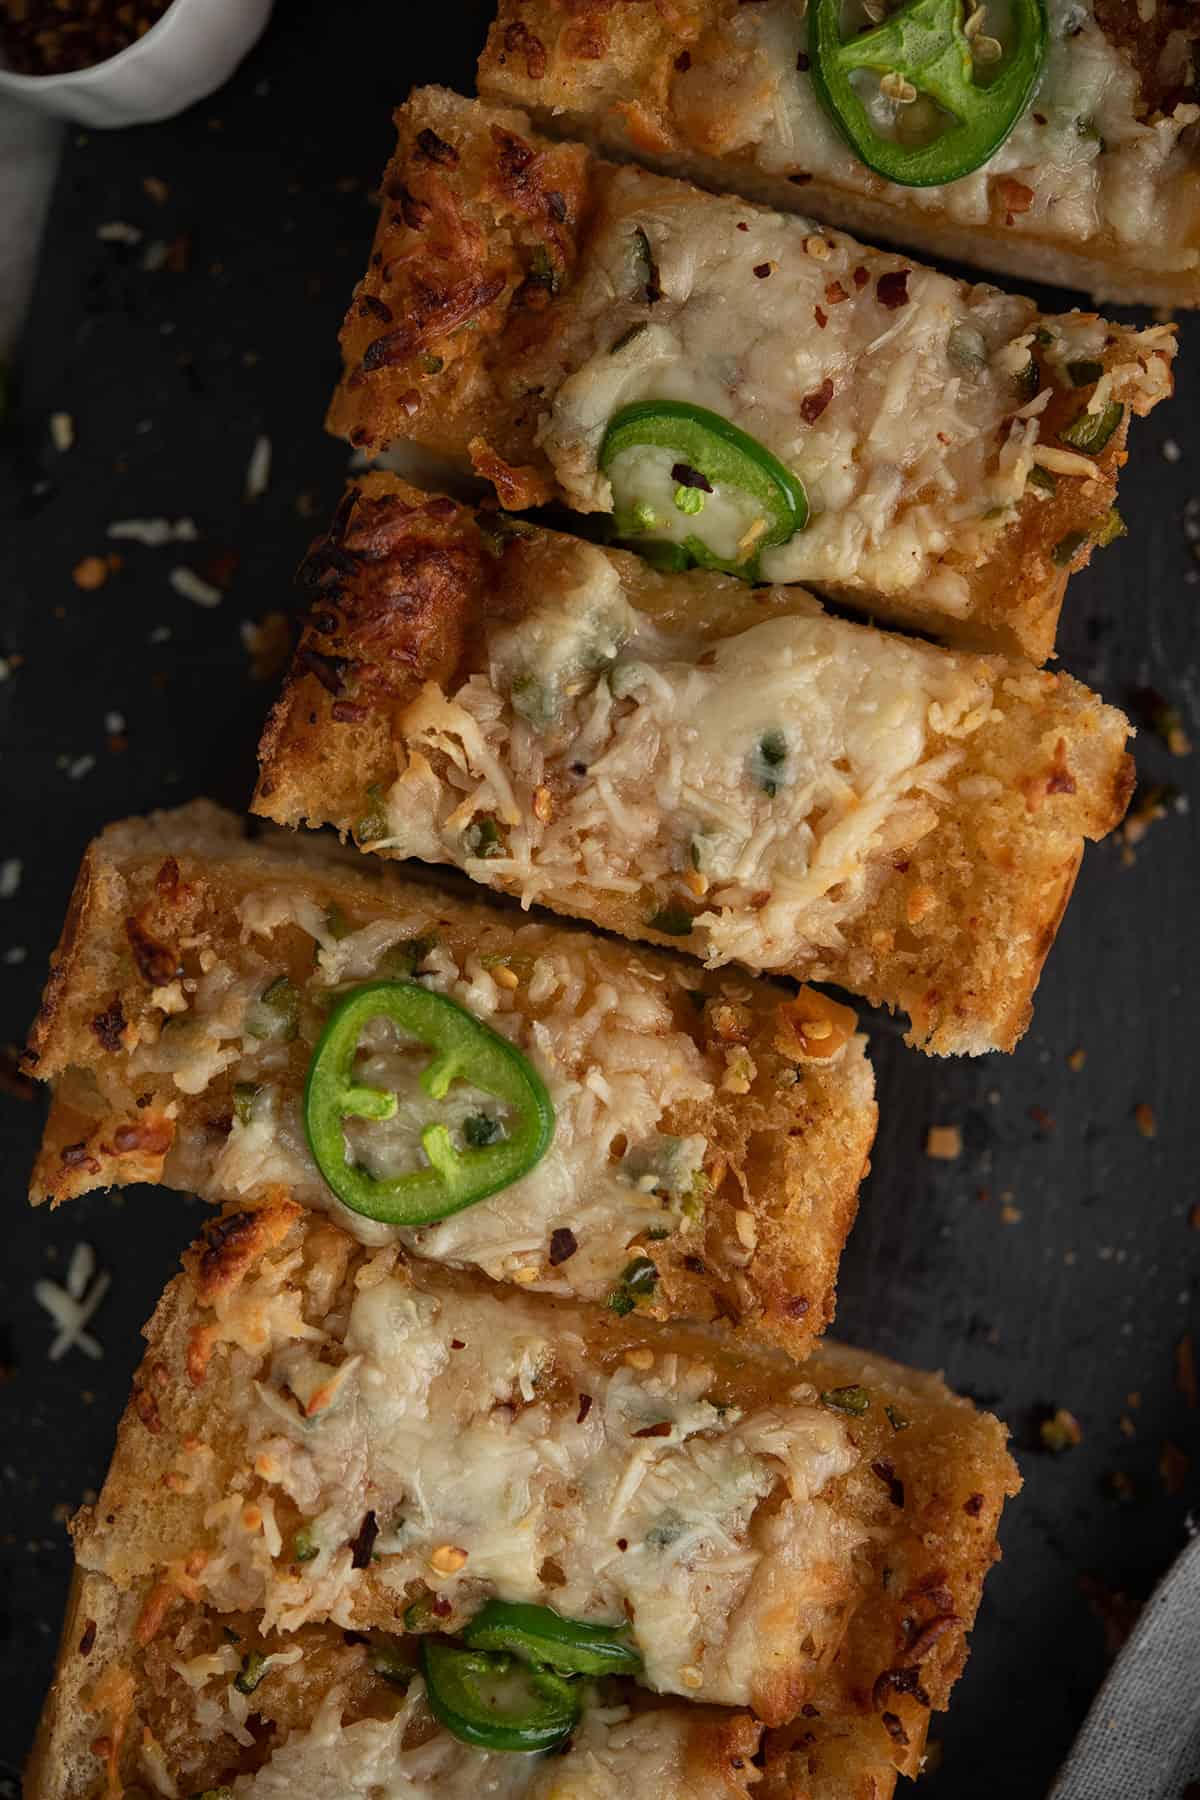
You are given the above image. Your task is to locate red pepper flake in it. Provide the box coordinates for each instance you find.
[796,50,810,71]
[871,1459,905,1507]
[385,180,431,232]
[632,1420,673,1438]
[674,49,692,71]
[753,261,773,279]
[134,1385,161,1434]
[800,378,834,424]
[824,279,848,305]
[904,1614,962,1663]
[125,915,178,985]
[1133,1101,1157,1139]
[78,1619,98,1656]
[349,1510,379,1569]
[671,462,713,493]
[881,1712,909,1746]
[813,305,828,330]
[785,1295,810,1318]
[736,221,749,232]
[962,1493,984,1517]
[997,177,1035,217]
[503,19,547,80]
[576,1393,593,1424]
[90,999,127,1053]
[787,172,813,185]
[415,128,459,168]
[1045,737,1077,796]
[548,1227,578,1265]
[112,1116,170,1159]
[449,1338,465,1349]
[877,270,911,309]
[874,1665,931,1711]
[853,266,870,288]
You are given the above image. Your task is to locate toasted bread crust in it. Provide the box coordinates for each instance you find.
[328,88,1175,665]
[476,1,1200,310]
[254,476,1131,1055]
[67,1210,1018,1790]
[25,801,876,1358]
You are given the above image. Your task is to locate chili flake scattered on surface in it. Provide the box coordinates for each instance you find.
[876,269,911,309]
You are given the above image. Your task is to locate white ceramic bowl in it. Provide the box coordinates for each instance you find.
[0,0,275,127]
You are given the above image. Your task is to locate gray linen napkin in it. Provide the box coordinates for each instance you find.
[1048,1533,1200,1799]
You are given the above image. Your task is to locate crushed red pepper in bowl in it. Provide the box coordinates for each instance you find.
[0,0,174,76]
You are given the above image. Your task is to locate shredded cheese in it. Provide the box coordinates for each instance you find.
[186,1275,861,1716]
[35,1243,110,1360]
[380,547,996,972]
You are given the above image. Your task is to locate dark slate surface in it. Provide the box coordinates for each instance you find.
[1,4,1197,1793]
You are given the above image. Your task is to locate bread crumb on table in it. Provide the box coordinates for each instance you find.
[925,1125,962,1161]
[1039,1408,1083,1453]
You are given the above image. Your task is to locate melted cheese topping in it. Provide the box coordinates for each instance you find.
[126,895,717,1291]
[672,0,1200,270]
[381,544,995,969]
[235,1683,745,1800]
[234,1683,531,1799]
[536,170,1170,604]
[196,1275,861,1713]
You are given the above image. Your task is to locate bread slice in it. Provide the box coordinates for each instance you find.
[254,475,1132,1055]
[476,1,1200,310]
[327,87,1175,664]
[26,1567,767,1800]
[23,800,877,1358]
[62,1200,1019,1780]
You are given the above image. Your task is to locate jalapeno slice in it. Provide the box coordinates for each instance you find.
[420,1640,581,1753]
[463,1601,642,1677]
[600,400,808,579]
[303,981,554,1227]
[810,0,1048,189]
